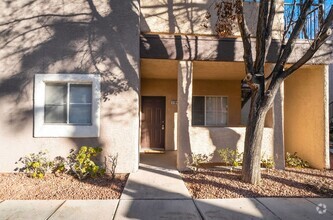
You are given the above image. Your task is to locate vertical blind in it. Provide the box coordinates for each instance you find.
[192,96,228,126]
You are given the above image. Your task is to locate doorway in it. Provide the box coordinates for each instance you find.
[141,96,166,150]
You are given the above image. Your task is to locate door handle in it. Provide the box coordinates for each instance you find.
[161,124,165,130]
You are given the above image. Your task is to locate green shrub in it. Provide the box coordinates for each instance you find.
[185,153,211,172]
[285,152,309,168]
[217,148,243,167]
[52,156,68,174]
[67,146,105,180]
[15,151,53,179]
[261,157,275,169]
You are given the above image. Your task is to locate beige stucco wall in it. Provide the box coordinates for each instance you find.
[189,127,274,163]
[284,65,329,169]
[141,0,284,38]
[0,0,140,173]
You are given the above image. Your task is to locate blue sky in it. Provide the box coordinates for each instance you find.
[284,0,332,14]
[284,0,333,6]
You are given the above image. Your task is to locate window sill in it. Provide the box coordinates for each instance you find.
[192,125,273,128]
[34,124,99,138]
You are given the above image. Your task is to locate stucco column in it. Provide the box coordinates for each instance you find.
[273,82,285,169]
[177,61,193,170]
[324,65,330,169]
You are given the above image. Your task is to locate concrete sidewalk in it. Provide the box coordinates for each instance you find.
[120,151,190,200]
[1,198,333,219]
[1,152,333,219]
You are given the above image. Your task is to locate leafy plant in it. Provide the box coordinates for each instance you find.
[261,157,275,169]
[15,150,53,179]
[185,153,211,172]
[67,146,105,180]
[52,156,69,175]
[105,153,118,179]
[217,148,243,167]
[286,152,310,168]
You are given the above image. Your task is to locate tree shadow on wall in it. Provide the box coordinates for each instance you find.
[0,0,139,133]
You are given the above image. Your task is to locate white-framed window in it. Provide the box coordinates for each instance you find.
[34,74,101,137]
[192,96,228,126]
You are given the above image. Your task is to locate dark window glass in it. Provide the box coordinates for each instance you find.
[44,83,92,124]
[44,84,67,123]
[192,96,205,125]
[69,84,92,124]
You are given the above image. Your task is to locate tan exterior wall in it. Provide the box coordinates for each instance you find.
[140,0,283,38]
[0,0,140,173]
[141,79,178,150]
[284,65,329,169]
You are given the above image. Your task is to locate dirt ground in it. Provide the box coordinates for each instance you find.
[2,165,333,200]
[181,167,333,199]
[0,173,128,200]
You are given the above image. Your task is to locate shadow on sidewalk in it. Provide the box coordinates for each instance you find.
[116,152,277,220]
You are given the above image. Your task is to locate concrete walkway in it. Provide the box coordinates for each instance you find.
[120,151,190,200]
[1,152,333,219]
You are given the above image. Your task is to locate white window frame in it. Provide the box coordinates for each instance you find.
[34,74,101,137]
[192,95,228,126]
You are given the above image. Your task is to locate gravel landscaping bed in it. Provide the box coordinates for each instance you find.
[0,173,128,200]
[181,167,333,199]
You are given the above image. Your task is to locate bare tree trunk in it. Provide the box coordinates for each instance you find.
[242,90,268,185]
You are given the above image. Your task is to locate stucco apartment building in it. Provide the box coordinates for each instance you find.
[0,0,331,173]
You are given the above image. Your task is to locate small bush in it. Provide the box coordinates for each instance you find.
[105,154,118,179]
[15,151,53,179]
[185,153,211,172]
[67,146,105,180]
[286,152,309,168]
[217,148,243,167]
[52,156,69,175]
[261,157,275,169]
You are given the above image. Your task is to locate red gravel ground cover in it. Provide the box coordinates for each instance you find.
[0,173,128,200]
[181,167,333,199]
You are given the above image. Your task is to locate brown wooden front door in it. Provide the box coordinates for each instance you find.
[141,96,166,149]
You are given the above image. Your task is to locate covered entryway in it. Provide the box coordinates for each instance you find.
[140,59,281,170]
[141,96,166,150]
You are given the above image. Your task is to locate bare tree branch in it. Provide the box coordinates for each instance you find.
[265,0,314,85]
[264,1,332,111]
[274,0,314,72]
[254,0,269,75]
[264,0,277,82]
[264,0,276,58]
[283,5,333,78]
[236,0,254,76]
